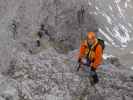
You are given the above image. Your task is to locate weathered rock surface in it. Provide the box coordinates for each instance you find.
[0,0,133,100]
[0,47,132,100]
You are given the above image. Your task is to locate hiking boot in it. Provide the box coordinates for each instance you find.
[89,73,99,86]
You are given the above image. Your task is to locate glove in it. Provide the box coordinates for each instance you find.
[91,66,96,71]
[90,63,96,71]
[78,58,81,63]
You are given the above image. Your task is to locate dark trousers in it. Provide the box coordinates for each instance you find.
[36,40,40,47]
[82,65,99,85]
[91,70,99,84]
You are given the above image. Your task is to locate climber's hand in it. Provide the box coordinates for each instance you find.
[91,66,96,72]
[78,58,81,63]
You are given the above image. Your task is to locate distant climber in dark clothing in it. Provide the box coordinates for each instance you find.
[77,6,85,25]
[37,24,49,38]
[36,24,49,47]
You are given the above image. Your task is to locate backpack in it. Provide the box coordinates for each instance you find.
[87,38,105,57]
[96,38,105,51]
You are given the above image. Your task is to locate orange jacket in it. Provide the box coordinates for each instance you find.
[79,40,103,69]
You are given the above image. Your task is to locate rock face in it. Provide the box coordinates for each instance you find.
[0,0,133,50]
[0,75,18,100]
[105,57,121,67]
[0,0,133,100]
[0,47,132,100]
[0,0,98,53]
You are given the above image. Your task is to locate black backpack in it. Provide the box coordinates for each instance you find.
[92,38,105,52]
[97,38,105,50]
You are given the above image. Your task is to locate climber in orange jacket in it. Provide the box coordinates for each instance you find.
[78,32,103,85]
